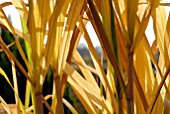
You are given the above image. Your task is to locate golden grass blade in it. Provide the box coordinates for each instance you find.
[133,8,170,112]
[0,96,12,114]
[127,0,138,42]
[11,0,28,21]
[101,0,112,43]
[25,95,52,114]
[0,20,30,42]
[65,62,99,98]
[64,63,99,113]
[61,4,89,96]
[114,11,128,74]
[0,41,15,53]
[133,35,168,112]
[148,5,170,113]
[49,1,73,113]
[164,98,170,113]
[0,67,27,114]
[73,50,100,90]
[41,95,54,114]
[27,0,54,112]
[62,98,78,114]
[151,5,167,113]
[0,2,12,8]
[134,39,154,112]
[130,0,160,52]
[14,28,30,42]
[84,91,110,112]
[51,84,57,113]
[0,36,33,84]
[50,1,85,113]
[152,8,166,66]
[64,63,111,112]
[93,0,101,13]
[147,64,170,113]
[87,0,126,95]
[53,0,74,74]
[106,64,118,99]
[142,35,170,99]
[20,13,31,109]
[112,0,130,46]
[133,84,146,114]
[24,80,31,109]
[44,0,67,78]
[0,67,13,89]
[28,0,51,79]
[0,8,31,76]
[67,77,98,113]
[133,70,149,111]
[11,60,20,114]
[58,0,84,76]
[77,15,119,113]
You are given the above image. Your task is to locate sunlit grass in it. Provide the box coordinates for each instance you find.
[1,0,170,114]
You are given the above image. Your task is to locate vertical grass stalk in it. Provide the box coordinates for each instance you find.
[127,51,134,114]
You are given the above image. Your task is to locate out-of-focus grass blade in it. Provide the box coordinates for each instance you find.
[64,64,97,114]
[20,14,31,109]
[93,0,101,13]
[0,19,30,42]
[11,0,28,21]
[20,15,30,62]
[0,36,33,84]
[0,67,13,91]
[11,60,20,114]
[0,2,12,8]
[25,95,52,113]
[164,98,170,113]
[62,98,78,114]
[64,63,111,112]
[0,96,12,114]
[0,67,27,114]
[0,41,15,53]
[106,64,118,98]
[73,50,100,91]
[14,28,30,42]
[0,8,31,76]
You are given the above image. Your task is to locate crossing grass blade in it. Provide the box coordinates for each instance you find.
[0,96,13,114]
[62,98,78,114]
[11,0,28,21]
[0,67,27,114]
[0,7,31,76]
